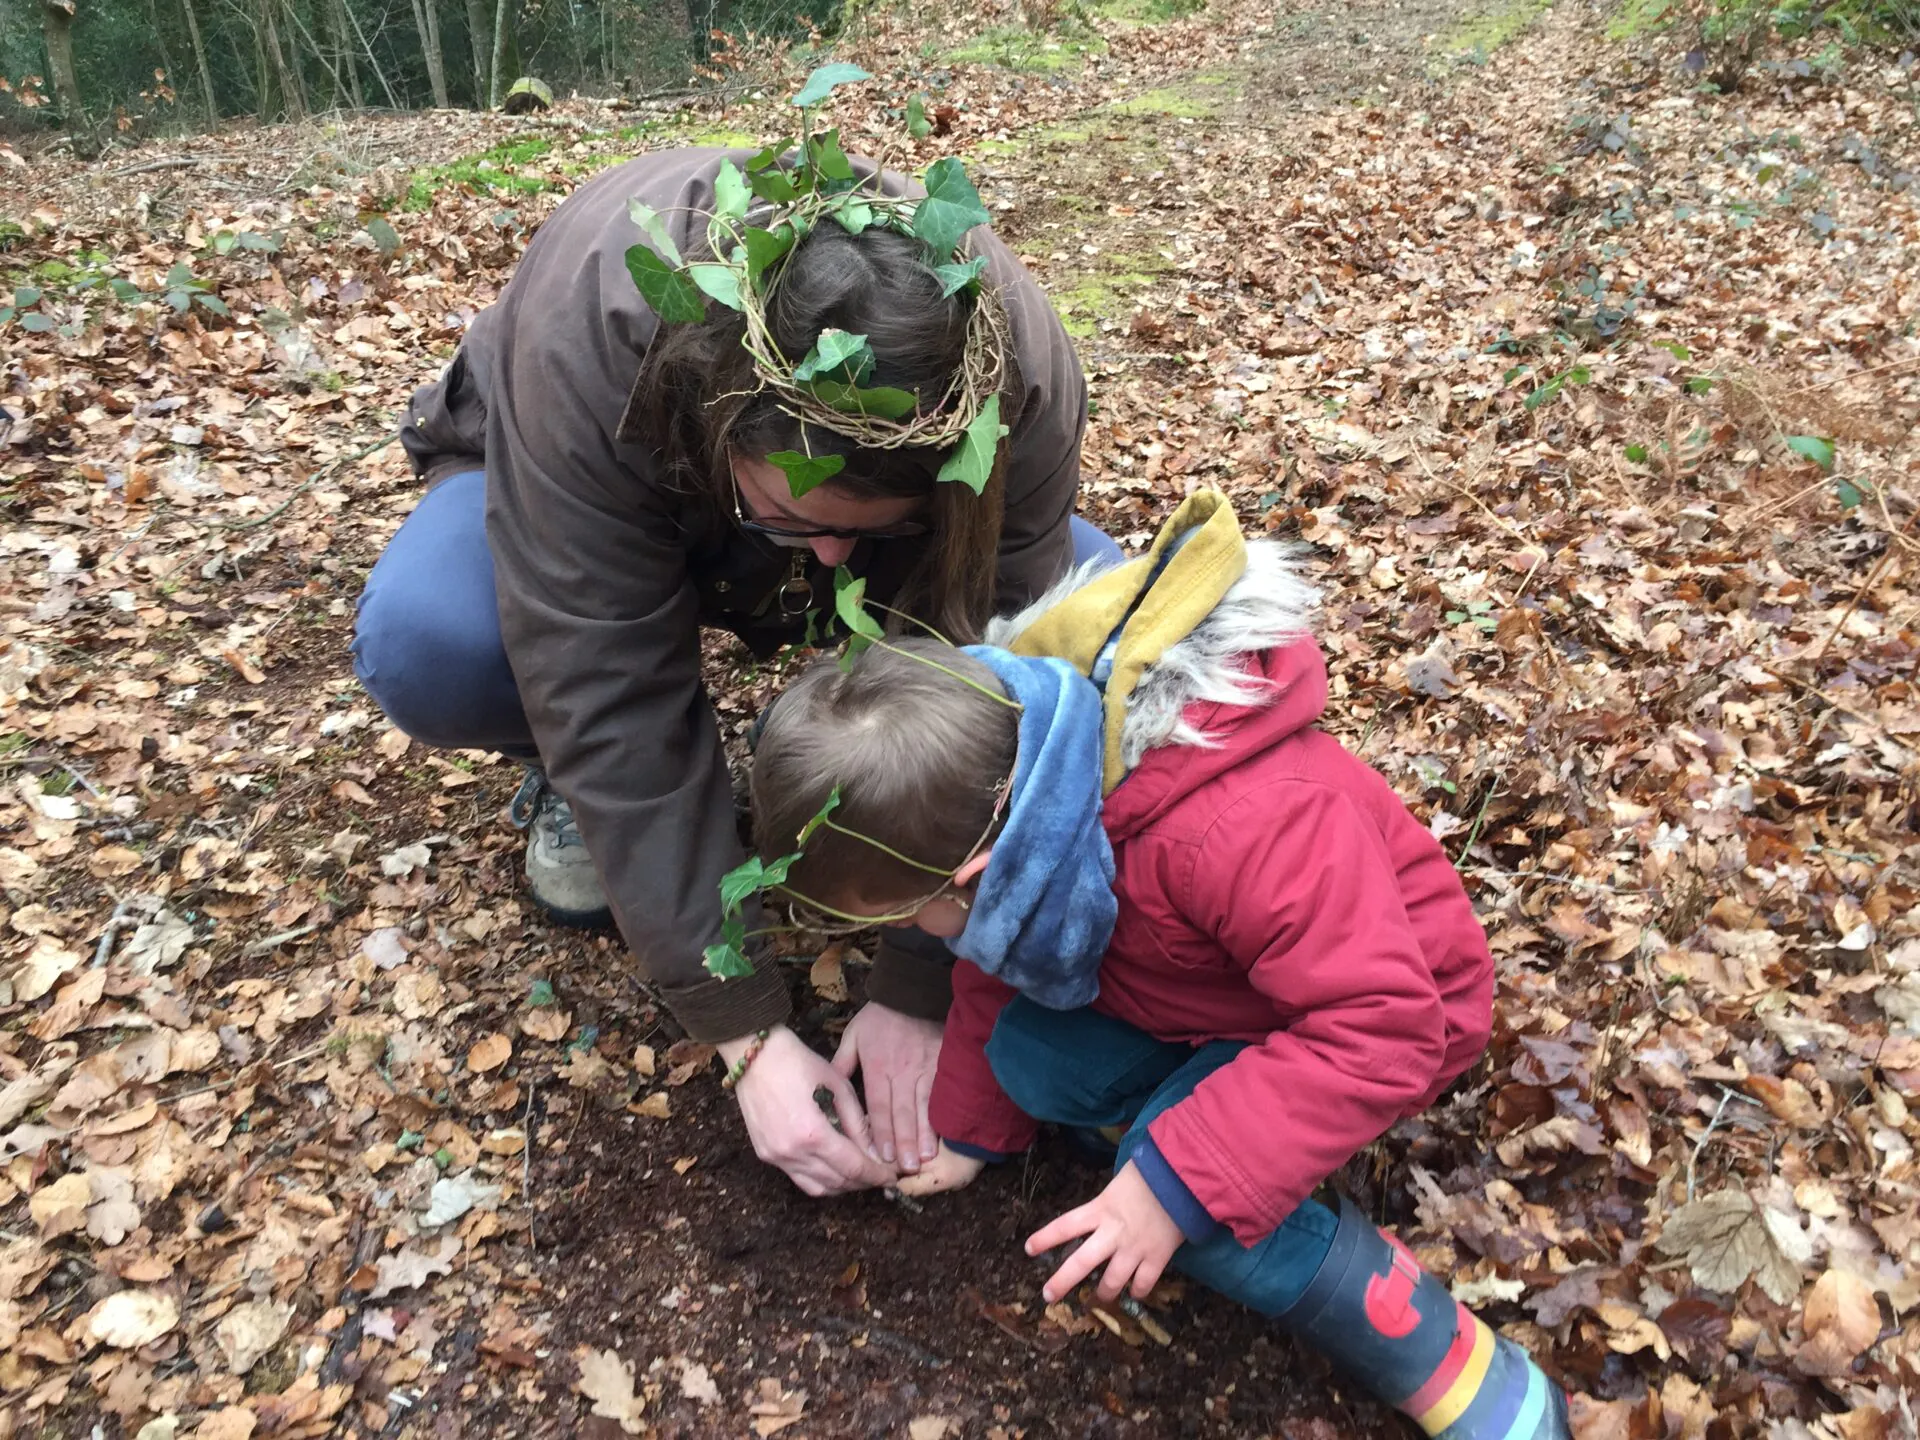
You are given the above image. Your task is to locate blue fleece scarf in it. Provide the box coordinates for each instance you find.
[947,647,1116,1009]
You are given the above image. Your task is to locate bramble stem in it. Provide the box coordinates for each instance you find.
[866,600,957,648]
[771,885,928,927]
[872,639,1022,710]
[822,817,952,877]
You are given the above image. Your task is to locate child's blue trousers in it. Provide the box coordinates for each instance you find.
[986,997,1339,1315]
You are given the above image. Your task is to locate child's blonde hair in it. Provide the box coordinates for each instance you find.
[752,639,1018,911]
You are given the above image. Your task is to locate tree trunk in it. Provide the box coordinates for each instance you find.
[464,0,490,105]
[410,0,449,107]
[264,0,304,118]
[181,0,217,117]
[41,1,85,125]
[329,0,364,108]
[488,0,510,108]
[338,0,402,109]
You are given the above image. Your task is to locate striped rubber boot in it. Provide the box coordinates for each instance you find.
[1279,1197,1570,1440]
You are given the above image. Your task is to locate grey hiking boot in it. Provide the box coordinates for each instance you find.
[509,767,612,928]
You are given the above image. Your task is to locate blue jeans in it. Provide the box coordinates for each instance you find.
[987,998,1338,1316]
[351,469,1123,758]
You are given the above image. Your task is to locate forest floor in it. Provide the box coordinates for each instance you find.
[3,0,1920,1436]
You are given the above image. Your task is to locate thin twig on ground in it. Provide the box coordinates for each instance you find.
[93,897,137,968]
[106,157,209,177]
[523,1081,538,1257]
[1685,1090,1732,1202]
[218,432,398,533]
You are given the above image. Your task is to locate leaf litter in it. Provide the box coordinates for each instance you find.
[1,0,1917,1433]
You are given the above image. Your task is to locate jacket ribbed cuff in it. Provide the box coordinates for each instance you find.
[866,932,955,1022]
[656,963,793,1044]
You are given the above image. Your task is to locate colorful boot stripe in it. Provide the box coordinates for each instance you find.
[1498,1361,1549,1440]
[1277,1196,1573,1440]
[1413,1307,1496,1434]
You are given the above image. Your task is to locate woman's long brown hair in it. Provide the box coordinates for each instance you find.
[624,221,1020,643]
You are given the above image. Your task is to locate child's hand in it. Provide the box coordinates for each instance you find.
[1025,1160,1184,1304]
[893,1142,986,1197]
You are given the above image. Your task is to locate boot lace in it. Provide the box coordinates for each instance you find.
[509,767,586,850]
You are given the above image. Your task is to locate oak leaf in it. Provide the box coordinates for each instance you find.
[29,1172,91,1236]
[574,1346,646,1434]
[215,1300,293,1376]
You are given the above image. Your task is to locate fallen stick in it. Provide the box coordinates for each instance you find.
[107,156,209,177]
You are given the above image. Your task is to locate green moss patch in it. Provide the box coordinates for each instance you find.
[401,135,560,211]
[946,25,1108,71]
[1047,250,1173,337]
[1438,0,1553,59]
[1084,0,1205,20]
[1106,87,1215,117]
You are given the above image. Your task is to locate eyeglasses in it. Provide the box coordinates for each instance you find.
[731,468,930,543]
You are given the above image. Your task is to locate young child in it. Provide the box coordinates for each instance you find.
[751,492,1570,1439]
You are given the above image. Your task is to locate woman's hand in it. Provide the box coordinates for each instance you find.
[831,1001,944,1172]
[893,1142,987,1198]
[723,1026,898,1196]
[1025,1161,1185,1304]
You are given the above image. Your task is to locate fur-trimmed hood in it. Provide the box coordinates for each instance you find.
[984,536,1322,772]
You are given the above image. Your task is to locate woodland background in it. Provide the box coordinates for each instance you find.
[1,0,1919,1436]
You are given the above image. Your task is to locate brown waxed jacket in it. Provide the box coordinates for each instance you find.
[395,148,1087,1041]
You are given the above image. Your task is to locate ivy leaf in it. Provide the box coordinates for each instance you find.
[792,62,873,108]
[625,245,706,324]
[526,979,557,1007]
[746,143,786,173]
[741,223,796,284]
[1523,376,1563,410]
[794,328,875,384]
[806,379,918,420]
[748,165,801,204]
[20,311,55,332]
[907,93,932,139]
[835,567,885,647]
[768,450,847,498]
[1786,434,1836,473]
[833,201,875,235]
[195,293,230,316]
[719,857,772,913]
[14,285,41,307]
[796,787,844,846]
[713,158,751,223]
[688,262,744,311]
[1625,442,1649,463]
[913,157,991,259]
[1833,478,1863,510]
[625,199,685,268]
[806,128,856,184]
[932,255,989,298]
[937,393,1007,495]
[702,934,756,980]
[367,216,402,256]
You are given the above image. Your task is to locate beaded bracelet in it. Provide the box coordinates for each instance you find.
[721,1029,771,1090]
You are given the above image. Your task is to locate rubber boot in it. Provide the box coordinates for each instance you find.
[1280,1196,1570,1439]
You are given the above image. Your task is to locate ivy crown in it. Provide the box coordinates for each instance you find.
[623,64,1011,501]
